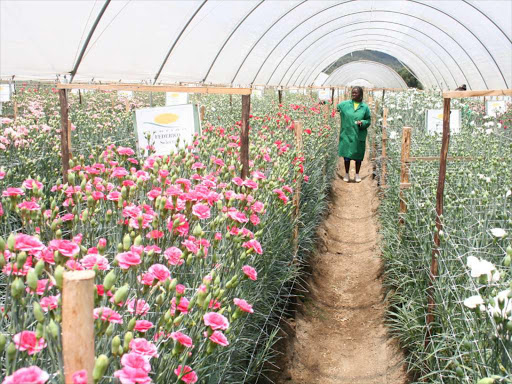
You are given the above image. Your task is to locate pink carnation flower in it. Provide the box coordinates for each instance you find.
[115,251,142,269]
[209,330,229,346]
[203,312,229,330]
[93,307,123,324]
[147,264,170,282]
[192,203,210,219]
[170,331,193,348]
[234,298,254,313]
[242,239,263,255]
[3,366,49,384]
[174,365,198,384]
[13,331,47,355]
[242,265,258,281]
[134,320,154,333]
[49,239,80,258]
[129,338,159,358]
[2,187,25,197]
[114,353,151,384]
[14,234,45,254]
[72,370,87,384]
[40,295,59,312]
[164,247,184,266]
[81,254,110,270]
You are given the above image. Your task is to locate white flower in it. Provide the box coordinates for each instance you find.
[464,295,484,309]
[485,128,493,135]
[467,256,499,282]
[490,228,507,238]
[506,190,511,198]
[389,131,397,140]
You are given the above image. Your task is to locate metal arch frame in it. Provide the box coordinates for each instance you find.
[69,0,111,83]
[282,34,447,89]
[230,0,307,85]
[153,0,207,85]
[333,76,379,88]
[246,7,488,88]
[274,19,471,88]
[276,28,453,89]
[461,0,512,45]
[202,0,264,83]
[409,0,508,88]
[324,61,408,88]
[297,43,437,89]
[248,0,357,85]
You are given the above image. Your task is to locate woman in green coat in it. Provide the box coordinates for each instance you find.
[337,86,371,183]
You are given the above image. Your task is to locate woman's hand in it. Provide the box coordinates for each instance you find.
[356,120,362,126]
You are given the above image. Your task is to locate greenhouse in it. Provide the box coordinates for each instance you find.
[0,1,511,383]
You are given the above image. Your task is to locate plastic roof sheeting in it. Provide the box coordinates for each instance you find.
[1,1,511,90]
[323,61,407,89]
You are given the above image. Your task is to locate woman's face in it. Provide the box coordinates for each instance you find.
[351,88,362,101]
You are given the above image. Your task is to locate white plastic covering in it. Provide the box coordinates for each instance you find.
[1,1,511,90]
[323,61,407,88]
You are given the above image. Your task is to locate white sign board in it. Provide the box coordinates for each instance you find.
[118,91,133,99]
[486,100,506,117]
[318,88,331,101]
[134,104,200,156]
[426,109,461,134]
[252,89,263,99]
[165,92,189,106]
[0,84,11,102]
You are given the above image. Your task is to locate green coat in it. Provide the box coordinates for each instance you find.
[337,100,371,160]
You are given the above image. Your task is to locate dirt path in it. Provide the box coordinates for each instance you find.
[276,157,408,384]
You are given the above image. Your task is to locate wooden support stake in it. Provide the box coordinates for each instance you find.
[381,107,388,188]
[399,127,411,225]
[293,120,304,258]
[125,99,130,113]
[278,90,282,105]
[78,89,82,105]
[59,89,71,183]
[230,94,233,108]
[240,95,250,179]
[330,87,334,105]
[62,270,95,384]
[425,98,451,348]
[200,105,206,122]
[13,100,18,122]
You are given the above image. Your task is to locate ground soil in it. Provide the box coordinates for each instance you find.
[269,157,409,384]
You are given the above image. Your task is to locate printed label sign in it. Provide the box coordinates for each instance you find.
[426,109,461,134]
[165,92,189,106]
[0,84,11,102]
[486,100,506,117]
[118,91,133,99]
[252,89,263,99]
[318,88,330,101]
[134,104,200,156]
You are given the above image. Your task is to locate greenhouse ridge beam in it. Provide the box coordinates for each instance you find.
[442,89,512,99]
[56,83,252,95]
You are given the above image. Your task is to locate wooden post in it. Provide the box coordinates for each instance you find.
[293,120,304,258]
[200,105,206,122]
[399,127,411,225]
[78,89,82,105]
[425,98,451,348]
[230,94,233,108]
[381,108,388,187]
[110,93,115,109]
[278,89,282,105]
[59,89,71,183]
[62,270,95,384]
[330,88,334,105]
[240,95,250,179]
[125,99,130,113]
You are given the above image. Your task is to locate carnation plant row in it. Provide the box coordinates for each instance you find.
[373,89,512,383]
[0,87,339,383]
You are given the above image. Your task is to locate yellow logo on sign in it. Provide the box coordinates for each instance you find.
[436,113,443,119]
[154,113,179,124]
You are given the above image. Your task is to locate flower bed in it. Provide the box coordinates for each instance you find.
[374,90,512,383]
[0,89,339,383]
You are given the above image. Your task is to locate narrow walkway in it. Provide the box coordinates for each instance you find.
[279,157,408,384]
